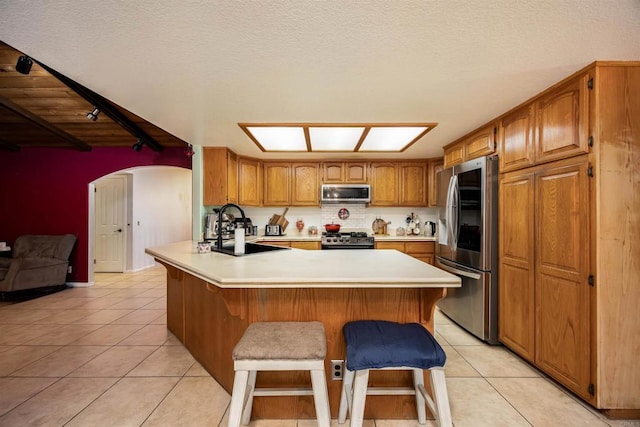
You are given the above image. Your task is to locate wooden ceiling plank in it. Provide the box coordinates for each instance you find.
[0,96,92,152]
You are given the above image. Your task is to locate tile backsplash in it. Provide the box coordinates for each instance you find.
[322,204,366,228]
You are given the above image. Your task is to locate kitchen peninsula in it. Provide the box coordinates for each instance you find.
[145,241,460,419]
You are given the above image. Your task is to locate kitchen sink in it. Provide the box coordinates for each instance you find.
[212,242,291,256]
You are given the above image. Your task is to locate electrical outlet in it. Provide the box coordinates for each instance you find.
[330,360,343,380]
[67,266,72,273]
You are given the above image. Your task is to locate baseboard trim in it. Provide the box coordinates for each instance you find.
[67,281,93,288]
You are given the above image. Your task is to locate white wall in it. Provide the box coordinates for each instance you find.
[131,167,192,270]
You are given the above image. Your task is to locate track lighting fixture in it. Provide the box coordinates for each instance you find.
[16,55,33,74]
[86,107,100,121]
[132,138,144,152]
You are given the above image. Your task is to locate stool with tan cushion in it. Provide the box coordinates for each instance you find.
[228,321,331,427]
[338,320,452,427]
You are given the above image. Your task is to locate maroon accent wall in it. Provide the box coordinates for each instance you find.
[0,146,192,283]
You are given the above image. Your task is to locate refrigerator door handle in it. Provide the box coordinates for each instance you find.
[436,258,482,280]
[446,175,458,250]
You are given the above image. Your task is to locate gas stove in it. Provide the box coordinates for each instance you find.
[321,231,375,249]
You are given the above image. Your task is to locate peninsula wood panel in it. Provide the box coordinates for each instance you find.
[160,263,446,419]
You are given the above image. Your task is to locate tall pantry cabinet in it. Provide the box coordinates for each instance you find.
[498,62,640,415]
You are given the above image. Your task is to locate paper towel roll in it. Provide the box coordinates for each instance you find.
[234,227,245,255]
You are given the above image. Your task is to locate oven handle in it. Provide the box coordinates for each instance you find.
[436,257,482,280]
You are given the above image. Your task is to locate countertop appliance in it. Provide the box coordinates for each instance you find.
[265,224,283,236]
[233,217,254,235]
[435,155,498,344]
[321,184,370,204]
[321,231,374,249]
[205,212,233,240]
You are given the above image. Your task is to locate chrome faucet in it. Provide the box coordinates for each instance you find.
[216,203,248,251]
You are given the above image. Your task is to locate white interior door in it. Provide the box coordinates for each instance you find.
[95,175,126,272]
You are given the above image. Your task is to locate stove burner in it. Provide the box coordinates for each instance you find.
[321,231,374,249]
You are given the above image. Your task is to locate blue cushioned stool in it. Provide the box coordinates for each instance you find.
[337,320,452,427]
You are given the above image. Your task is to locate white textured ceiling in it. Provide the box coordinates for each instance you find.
[1,1,639,159]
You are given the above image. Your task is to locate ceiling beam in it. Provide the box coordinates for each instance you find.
[0,97,92,152]
[0,136,20,152]
[34,60,164,152]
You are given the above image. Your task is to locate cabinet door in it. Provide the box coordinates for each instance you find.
[398,162,428,206]
[203,147,237,205]
[370,163,399,206]
[500,104,535,172]
[322,162,344,183]
[344,162,368,183]
[290,241,320,250]
[263,163,291,206]
[375,241,405,251]
[535,157,590,398]
[292,163,320,206]
[498,171,536,362]
[238,157,261,206]
[465,124,496,160]
[535,74,589,163]
[427,158,444,207]
[443,142,464,168]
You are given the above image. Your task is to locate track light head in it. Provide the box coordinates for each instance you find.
[16,55,33,74]
[132,139,144,152]
[86,107,100,121]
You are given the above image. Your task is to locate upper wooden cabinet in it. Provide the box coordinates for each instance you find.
[322,161,368,183]
[203,147,237,205]
[535,73,589,164]
[263,162,320,206]
[444,123,496,168]
[291,163,320,206]
[427,158,444,207]
[370,161,428,207]
[498,73,590,172]
[499,104,535,172]
[399,162,428,206]
[238,157,262,206]
[369,162,398,206]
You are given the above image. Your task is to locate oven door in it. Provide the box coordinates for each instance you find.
[435,256,498,344]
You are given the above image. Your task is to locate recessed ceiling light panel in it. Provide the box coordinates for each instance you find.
[246,126,307,151]
[309,127,364,151]
[359,126,428,151]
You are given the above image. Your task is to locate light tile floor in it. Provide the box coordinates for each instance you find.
[0,266,638,427]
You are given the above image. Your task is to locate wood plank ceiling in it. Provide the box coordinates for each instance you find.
[0,41,189,152]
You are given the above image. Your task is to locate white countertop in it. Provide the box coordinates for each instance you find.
[252,232,437,242]
[145,240,459,289]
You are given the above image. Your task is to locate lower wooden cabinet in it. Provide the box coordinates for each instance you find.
[499,155,591,400]
[375,241,434,265]
[259,240,320,250]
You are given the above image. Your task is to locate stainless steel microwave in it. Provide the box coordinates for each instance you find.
[321,184,371,203]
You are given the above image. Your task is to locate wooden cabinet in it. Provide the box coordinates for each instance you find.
[535,74,589,164]
[443,142,464,168]
[238,157,262,206]
[259,240,320,250]
[499,104,535,172]
[398,162,428,206]
[263,162,291,206]
[291,163,320,206]
[322,161,368,183]
[370,161,428,207]
[499,156,591,399]
[203,147,237,205]
[263,162,320,206]
[375,240,434,265]
[427,158,443,207]
[444,123,496,168]
[498,74,589,173]
[369,162,398,206]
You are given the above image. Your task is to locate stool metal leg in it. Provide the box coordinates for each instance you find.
[412,369,427,424]
[350,369,370,427]
[228,370,249,427]
[338,367,355,424]
[241,370,257,425]
[429,368,452,427]
[310,368,331,427]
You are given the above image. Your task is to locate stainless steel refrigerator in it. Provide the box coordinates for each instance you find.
[435,155,499,344]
